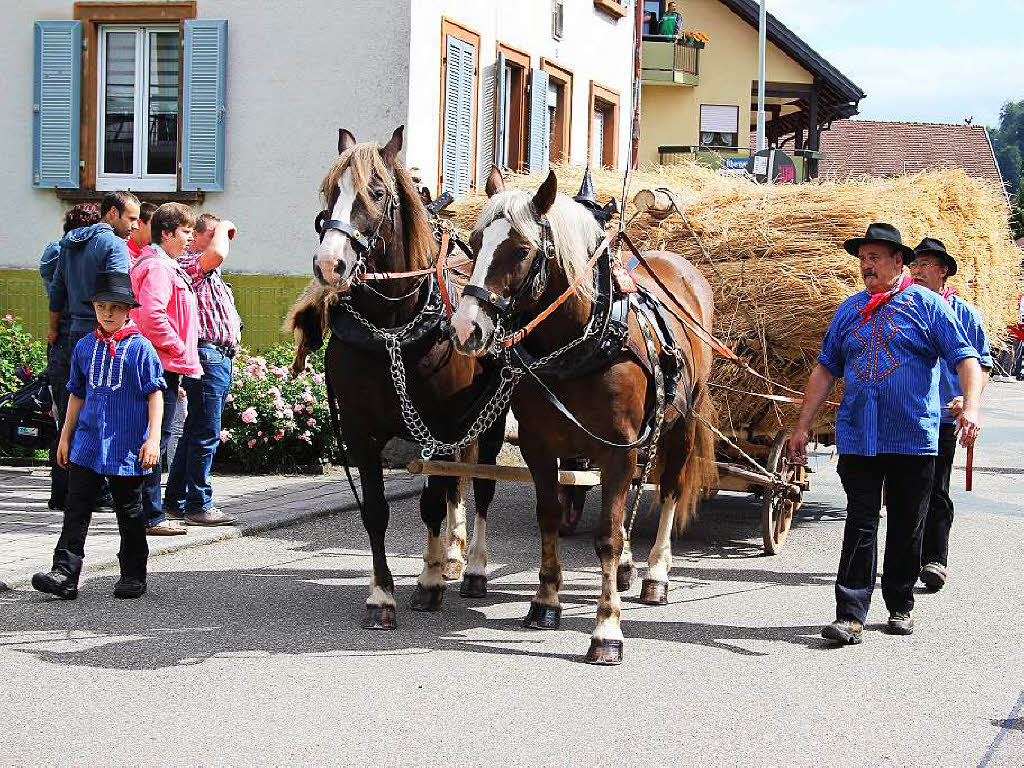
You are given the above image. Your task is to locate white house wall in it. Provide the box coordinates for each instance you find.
[2,0,412,274]
[405,0,635,197]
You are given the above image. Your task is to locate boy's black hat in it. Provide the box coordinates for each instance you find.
[914,237,958,276]
[83,271,140,308]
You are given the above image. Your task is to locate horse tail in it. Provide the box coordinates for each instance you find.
[283,279,335,377]
[673,382,718,533]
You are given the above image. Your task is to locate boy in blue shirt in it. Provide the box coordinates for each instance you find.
[32,272,166,600]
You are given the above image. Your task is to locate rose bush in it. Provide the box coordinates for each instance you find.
[214,342,336,473]
[0,314,48,396]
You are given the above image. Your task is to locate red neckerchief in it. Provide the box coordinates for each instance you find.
[858,273,914,326]
[940,286,957,302]
[95,318,141,357]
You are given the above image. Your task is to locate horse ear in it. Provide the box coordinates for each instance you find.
[382,125,404,163]
[532,170,558,215]
[485,166,505,198]
[338,128,357,155]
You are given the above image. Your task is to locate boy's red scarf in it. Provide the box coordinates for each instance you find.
[940,286,958,302]
[859,274,914,326]
[95,318,141,357]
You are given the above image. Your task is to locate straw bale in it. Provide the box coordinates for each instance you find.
[447,164,1023,439]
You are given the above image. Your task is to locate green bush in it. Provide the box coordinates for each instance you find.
[0,314,49,459]
[214,342,336,473]
[0,314,47,396]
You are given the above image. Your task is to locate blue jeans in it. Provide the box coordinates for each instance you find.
[163,347,232,515]
[143,371,180,526]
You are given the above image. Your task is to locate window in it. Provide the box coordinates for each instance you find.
[489,43,529,175]
[589,82,620,169]
[30,4,226,194]
[439,19,480,199]
[643,1,662,35]
[552,0,564,40]
[700,105,740,149]
[540,59,573,165]
[96,25,179,191]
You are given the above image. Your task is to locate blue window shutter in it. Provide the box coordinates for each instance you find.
[33,21,81,189]
[477,60,496,189]
[182,19,227,191]
[441,35,476,199]
[528,69,550,174]
[494,51,507,169]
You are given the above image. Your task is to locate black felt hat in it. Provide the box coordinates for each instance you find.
[84,271,140,308]
[914,237,958,276]
[843,222,916,262]
[574,167,617,225]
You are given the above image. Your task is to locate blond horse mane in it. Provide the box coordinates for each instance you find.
[473,189,603,299]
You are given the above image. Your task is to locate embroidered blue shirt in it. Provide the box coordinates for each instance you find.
[66,332,166,476]
[939,294,992,424]
[818,284,979,456]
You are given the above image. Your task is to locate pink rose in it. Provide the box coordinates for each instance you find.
[311,373,324,385]
[302,391,314,403]
[263,436,269,443]
[268,386,280,397]
[247,439,257,448]
[257,431,264,437]
[307,418,316,427]
[225,393,234,403]
[306,406,313,414]
[3,313,12,322]
[241,407,258,424]
[219,429,232,443]
[293,403,304,412]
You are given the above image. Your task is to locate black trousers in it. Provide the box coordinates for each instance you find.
[922,423,957,567]
[53,463,149,582]
[835,453,935,623]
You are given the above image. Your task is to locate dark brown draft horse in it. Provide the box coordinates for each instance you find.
[286,127,505,629]
[451,168,717,664]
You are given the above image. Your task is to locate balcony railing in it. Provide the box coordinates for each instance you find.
[641,35,701,86]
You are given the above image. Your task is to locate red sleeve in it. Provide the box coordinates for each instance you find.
[132,261,186,359]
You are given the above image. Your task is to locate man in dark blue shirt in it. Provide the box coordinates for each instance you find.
[790,223,984,645]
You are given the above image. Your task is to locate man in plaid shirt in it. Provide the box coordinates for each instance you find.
[162,213,241,526]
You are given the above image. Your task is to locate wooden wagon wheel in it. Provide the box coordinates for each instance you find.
[761,430,797,555]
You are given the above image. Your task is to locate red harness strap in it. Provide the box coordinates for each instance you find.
[435,230,453,319]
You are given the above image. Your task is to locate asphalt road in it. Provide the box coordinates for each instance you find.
[1,382,1022,765]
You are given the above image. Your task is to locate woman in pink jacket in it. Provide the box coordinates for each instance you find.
[129,202,202,534]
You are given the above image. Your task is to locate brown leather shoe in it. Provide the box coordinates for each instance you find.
[184,507,237,526]
[821,619,863,645]
[146,522,187,536]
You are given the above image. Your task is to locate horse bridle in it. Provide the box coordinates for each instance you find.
[462,216,555,316]
[313,189,397,284]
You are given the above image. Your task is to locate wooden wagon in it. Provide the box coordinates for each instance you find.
[407,427,811,555]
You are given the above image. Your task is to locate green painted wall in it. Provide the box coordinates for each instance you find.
[0,268,311,351]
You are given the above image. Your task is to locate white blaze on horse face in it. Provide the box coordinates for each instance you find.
[452,218,511,349]
[314,168,359,286]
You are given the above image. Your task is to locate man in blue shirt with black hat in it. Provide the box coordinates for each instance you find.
[790,223,985,645]
[910,237,991,591]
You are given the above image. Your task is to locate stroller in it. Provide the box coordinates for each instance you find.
[0,365,58,452]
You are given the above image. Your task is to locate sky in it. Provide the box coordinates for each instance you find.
[763,0,1024,127]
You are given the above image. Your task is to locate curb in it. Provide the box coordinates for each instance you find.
[1,478,423,591]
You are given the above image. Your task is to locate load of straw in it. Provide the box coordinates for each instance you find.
[447,164,1022,440]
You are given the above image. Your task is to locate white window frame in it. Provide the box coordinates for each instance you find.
[96,24,178,192]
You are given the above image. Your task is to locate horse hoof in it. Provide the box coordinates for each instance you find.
[523,601,561,630]
[584,638,624,666]
[442,559,465,581]
[362,604,397,630]
[639,579,669,605]
[616,562,636,592]
[409,584,445,612]
[459,573,487,598]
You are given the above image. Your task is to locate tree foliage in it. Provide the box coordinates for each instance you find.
[989,100,1024,195]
